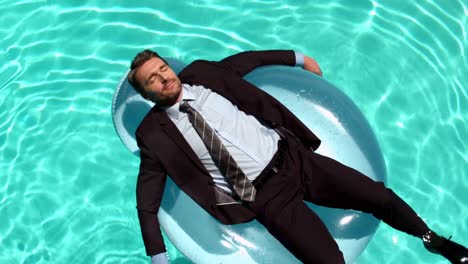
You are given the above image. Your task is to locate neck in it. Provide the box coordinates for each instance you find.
[175,87,184,103]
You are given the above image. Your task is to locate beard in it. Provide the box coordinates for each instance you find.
[155,84,182,107]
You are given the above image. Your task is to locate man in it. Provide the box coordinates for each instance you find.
[127,49,467,263]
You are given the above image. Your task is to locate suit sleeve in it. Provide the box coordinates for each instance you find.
[135,130,168,256]
[218,50,296,77]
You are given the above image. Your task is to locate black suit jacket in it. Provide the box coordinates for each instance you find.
[135,50,321,255]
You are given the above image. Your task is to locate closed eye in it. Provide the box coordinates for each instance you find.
[147,74,156,84]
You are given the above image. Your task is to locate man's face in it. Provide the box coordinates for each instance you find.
[135,57,182,106]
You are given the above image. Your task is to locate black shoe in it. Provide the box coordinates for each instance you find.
[422,231,468,263]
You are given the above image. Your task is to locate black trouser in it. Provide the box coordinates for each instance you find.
[245,135,429,263]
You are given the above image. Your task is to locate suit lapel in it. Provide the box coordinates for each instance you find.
[155,108,210,176]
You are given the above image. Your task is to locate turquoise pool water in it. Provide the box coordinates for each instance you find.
[1,0,466,263]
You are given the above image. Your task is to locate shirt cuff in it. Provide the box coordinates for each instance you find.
[294,51,305,68]
[151,252,169,264]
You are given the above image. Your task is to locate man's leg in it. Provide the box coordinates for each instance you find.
[300,149,468,263]
[251,194,345,263]
[301,151,429,237]
[245,138,345,263]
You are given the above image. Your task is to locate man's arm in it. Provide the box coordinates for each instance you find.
[135,130,168,260]
[218,50,296,77]
[218,50,322,77]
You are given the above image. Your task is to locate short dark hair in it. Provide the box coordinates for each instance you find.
[127,49,168,98]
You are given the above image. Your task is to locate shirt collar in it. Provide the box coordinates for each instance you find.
[164,84,196,120]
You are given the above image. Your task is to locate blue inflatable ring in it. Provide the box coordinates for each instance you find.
[112,58,386,263]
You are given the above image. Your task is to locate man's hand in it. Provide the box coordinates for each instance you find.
[303,56,322,76]
[151,252,169,264]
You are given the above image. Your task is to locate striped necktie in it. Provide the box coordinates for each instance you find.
[179,100,256,202]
